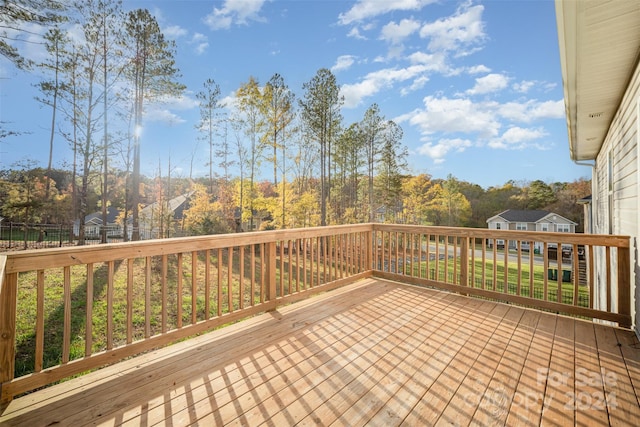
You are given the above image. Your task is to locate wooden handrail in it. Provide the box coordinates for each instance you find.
[0,223,632,403]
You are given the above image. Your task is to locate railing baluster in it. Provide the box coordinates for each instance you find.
[239,246,245,309]
[606,246,612,312]
[217,248,223,315]
[503,240,508,294]
[35,269,44,371]
[162,255,167,333]
[572,244,579,306]
[529,242,534,299]
[228,247,233,312]
[588,245,594,309]
[516,240,522,296]
[279,241,284,296]
[85,263,94,357]
[106,262,114,351]
[127,258,134,344]
[205,250,211,318]
[177,253,183,328]
[193,251,199,323]
[145,257,151,339]
[287,240,293,294]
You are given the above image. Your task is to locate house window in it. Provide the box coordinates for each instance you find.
[516,223,527,231]
[557,224,570,233]
[496,223,501,229]
[541,223,549,232]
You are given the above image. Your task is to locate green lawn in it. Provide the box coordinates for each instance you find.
[406,257,589,307]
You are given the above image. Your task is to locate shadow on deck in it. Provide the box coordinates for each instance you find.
[1,278,639,426]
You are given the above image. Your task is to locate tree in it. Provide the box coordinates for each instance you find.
[360,104,385,221]
[235,76,263,231]
[196,78,224,193]
[375,120,406,221]
[35,27,69,204]
[426,175,471,226]
[70,1,111,245]
[526,179,557,209]
[96,0,125,243]
[0,0,66,69]
[300,68,342,226]
[124,8,185,240]
[403,174,433,224]
[262,73,295,228]
[334,123,365,221]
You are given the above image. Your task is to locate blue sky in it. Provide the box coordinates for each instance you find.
[0,0,589,189]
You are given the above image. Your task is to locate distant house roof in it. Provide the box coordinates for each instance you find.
[83,206,120,225]
[487,209,577,225]
[139,191,194,221]
[491,209,550,223]
[577,195,592,204]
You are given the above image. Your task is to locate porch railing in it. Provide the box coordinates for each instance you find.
[0,223,631,403]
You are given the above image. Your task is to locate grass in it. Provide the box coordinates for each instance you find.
[12,246,338,379]
[404,256,590,307]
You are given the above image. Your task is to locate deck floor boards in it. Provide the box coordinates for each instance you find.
[1,278,639,426]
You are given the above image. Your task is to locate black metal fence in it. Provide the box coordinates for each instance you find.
[0,222,190,251]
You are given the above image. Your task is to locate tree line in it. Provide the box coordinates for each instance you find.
[0,164,591,235]
[0,1,591,243]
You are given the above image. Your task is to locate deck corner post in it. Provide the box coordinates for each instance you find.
[265,241,277,309]
[0,255,17,404]
[617,244,631,328]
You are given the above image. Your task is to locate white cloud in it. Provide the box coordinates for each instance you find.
[331,55,357,73]
[419,4,485,53]
[339,0,436,25]
[467,64,490,74]
[417,138,472,163]
[340,65,429,108]
[164,25,188,39]
[204,0,267,30]
[407,51,449,73]
[347,27,367,40]
[144,94,199,125]
[189,33,209,55]
[380,18,421,45]
[401,75,430,95]
[466,73,509,95]
[497,99,565,122]
[398,96,501,137]
[488,126,547,149]
[513,80,535,93]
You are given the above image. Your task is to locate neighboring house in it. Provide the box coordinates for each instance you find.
[556,0,640,335]
[486,209,577,252]
[374,205,404,224]
[73,206,122,239]
[134,192,193,239]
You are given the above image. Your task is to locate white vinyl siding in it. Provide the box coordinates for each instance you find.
[592,57,640,332]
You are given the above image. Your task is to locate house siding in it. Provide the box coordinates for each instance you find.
[592,57,640,335]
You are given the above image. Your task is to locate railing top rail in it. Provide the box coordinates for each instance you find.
[2,223,373,274]
[2,222,630,273]
[372,223,630,248]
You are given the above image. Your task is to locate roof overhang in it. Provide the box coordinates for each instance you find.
[555,0,640,161]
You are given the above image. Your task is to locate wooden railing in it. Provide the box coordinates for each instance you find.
[372,224,631,327]
[0,223,631,403]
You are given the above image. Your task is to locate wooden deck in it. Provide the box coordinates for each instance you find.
[1,278,639,426]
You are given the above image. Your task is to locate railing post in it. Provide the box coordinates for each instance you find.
[460,237,469,293]
[265,241,277,309]
[0,256,17,404]
[617,245,631,328]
